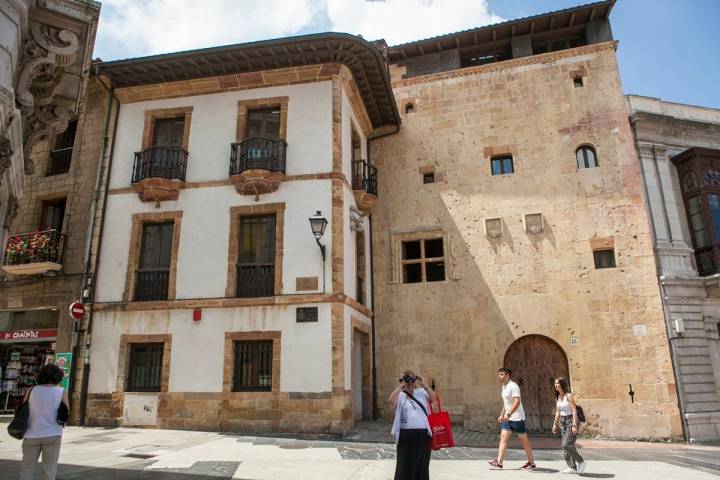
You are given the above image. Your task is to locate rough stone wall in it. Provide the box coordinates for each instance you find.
[0,78,114,421]
[371,43,682,439]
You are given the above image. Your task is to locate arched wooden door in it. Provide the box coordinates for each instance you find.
[503,335,569,432]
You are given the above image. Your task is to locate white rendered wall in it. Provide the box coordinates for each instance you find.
[96,181,332,301]
[88,303,332,394]
[97,80,338,302]
[109,81,333,190]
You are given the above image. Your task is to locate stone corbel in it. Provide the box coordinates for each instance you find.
[17,22,80,174]
[4,194,19,229]
[0,130,12,180]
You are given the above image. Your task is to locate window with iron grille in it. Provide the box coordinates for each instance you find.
[126,343,164,392]
[401,238,445,283]
[593,249,616,269]
[47,120,77,176]
[237,214,276,297]
[491,155,514,175]
[233,340,273,391]
[134,222,174,301]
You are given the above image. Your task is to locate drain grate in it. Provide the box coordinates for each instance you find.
[122,453,156,459]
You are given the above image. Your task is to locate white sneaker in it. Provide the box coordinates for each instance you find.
[577,461,587,474]
[562,468,578,474]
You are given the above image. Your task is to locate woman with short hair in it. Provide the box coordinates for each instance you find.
[389,370,438,480]
[20,364,69,480]
[551,377,586,474]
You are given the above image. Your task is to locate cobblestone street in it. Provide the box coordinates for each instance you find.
[1,424,718,479]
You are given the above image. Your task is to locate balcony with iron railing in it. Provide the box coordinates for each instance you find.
[131,147,189,203]
[236,264,275,298]
[351,160,378,215]
[2,229,67,275]
[229,138,287,196]
[133,269,170,302]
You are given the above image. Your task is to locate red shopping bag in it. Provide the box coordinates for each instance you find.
[428,395,454,450]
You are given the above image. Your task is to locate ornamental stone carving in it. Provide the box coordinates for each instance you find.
[0,130,12,180]
[17,22,81,174]
[4,194,19,229]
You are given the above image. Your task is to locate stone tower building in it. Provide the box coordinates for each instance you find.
[371,0,682,439]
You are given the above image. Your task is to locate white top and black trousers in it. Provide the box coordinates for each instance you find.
[557,395,584,469]
[20,385,64,480]
[391,387,432,480]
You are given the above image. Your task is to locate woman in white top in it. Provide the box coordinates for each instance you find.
[389,370,438,480]
[20,364,69,480]
[551,377,586,474]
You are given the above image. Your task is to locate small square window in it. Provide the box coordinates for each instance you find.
[400,237,446,284]
[491,155,514,175]
[573,76,584,88]
[126,343,164,392]
[593,250,616,269]
[233,340,273,391]
[423,172,435,184]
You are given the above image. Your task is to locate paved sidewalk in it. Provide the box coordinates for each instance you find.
[1,425,718,479]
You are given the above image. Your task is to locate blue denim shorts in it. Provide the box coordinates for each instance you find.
[501,419,527,434]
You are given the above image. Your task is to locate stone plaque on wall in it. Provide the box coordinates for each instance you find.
[296,276,319,291]
[123,393,159,426]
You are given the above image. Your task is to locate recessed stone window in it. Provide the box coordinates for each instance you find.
[126,343,164,392]
[233,340,273,391]
[405,102,415,114]
[576,145,598,169]
[401,238,445,283]
[491,155,514,175]
[423,172,435,184]
[573,76,584,88]
[593,249,616,269]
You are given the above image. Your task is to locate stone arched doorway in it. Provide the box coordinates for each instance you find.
[503,335,569,432]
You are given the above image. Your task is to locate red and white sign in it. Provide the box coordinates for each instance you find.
[0,328,58,343]
[69,302,85,319]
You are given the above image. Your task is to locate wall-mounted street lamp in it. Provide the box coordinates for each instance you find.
[309,211,328,292]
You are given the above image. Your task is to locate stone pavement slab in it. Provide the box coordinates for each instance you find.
[0,426,718,479]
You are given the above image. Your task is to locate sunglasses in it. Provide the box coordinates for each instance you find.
[400,375,417,383]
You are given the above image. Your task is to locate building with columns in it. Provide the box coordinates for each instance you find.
[627,94,720,442]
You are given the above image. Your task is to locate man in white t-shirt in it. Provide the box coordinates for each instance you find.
[488,367,536,471]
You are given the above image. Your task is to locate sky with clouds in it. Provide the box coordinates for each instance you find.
[93,0,720,108]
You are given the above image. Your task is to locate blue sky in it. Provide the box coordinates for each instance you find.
[94,0,720,108]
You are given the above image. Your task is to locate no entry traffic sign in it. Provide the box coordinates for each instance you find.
[69,301,85,319]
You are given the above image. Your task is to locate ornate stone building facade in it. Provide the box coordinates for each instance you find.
[0,0,100,417]
[370,1,682,439]
[627,94,720,442]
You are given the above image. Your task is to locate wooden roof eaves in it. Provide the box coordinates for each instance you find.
[98,32,401,131]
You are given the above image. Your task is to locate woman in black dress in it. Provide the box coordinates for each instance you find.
[389,370,438,480]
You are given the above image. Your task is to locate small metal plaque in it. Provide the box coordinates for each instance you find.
[632,324,647,336]
[297,307,319,323]
[296,277,319,291]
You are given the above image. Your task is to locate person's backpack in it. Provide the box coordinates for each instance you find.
[576,404,586,423]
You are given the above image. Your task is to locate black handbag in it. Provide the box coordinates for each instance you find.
[57,401,69,425]
[7,393,31,440]
[576,404,586,423]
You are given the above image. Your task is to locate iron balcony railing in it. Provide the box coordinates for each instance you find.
[236,264,274,298]
[132,147,188,183]
[3,229,67,266]
[46,147,73,176]
[133,269,170,301]
[352,160,378,196]
[229,138,287,176]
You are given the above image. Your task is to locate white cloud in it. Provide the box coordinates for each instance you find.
[95,0,504,60]
[96,0,323,59]
[327,0,504,45]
